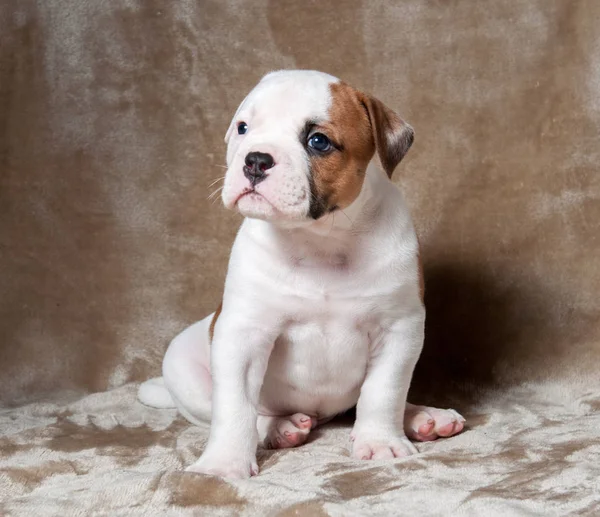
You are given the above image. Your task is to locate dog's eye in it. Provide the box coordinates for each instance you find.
[237,122,248,135]
[308,133,331,152]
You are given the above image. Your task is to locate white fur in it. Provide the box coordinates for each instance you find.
[222,70,338,222]
[139,71,440,479]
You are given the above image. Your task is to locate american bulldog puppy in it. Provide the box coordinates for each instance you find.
[138,70,465,479]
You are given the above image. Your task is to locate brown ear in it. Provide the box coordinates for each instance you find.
[360,94,414,177]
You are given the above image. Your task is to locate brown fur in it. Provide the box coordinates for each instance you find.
[208,302,222,343]
[308,82,376,213]
[360,94,414,177]
[308,83,413,215]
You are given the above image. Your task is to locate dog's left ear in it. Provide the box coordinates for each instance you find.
[360,94,414,178]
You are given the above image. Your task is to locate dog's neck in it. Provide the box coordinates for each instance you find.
[264,162,387,264]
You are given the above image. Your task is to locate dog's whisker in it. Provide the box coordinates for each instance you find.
[208,186,224,200]
[208,187,223,199]
[208,176,225,189]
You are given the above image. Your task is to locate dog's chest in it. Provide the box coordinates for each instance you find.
[281,312,370,379]
[269,255,386,390]
[260,292,373,416]
[250,228,411,416]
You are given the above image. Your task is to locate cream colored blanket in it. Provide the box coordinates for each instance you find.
[2,384,599,516]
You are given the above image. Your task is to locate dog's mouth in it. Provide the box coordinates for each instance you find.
[235,188,267,204]
[231,185,308,223]
[234,188,278,218]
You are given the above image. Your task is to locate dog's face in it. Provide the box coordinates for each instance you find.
[221,70,414,222]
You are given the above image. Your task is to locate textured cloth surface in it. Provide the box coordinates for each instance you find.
[1,384,600,516]
[1,0,600,515]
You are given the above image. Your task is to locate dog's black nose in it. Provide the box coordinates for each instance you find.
[243,152,274,186]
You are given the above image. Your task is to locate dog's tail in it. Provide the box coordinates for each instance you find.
[137,377,176,409]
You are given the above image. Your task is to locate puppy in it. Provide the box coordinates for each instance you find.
[138,70,465,479]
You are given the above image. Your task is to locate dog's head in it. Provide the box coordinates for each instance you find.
[221,70,413,222]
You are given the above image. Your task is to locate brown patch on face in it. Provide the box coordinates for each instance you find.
[307,82,375,218]
[166,472,247,508]
[307,82,414,218]
[208,302,222,344]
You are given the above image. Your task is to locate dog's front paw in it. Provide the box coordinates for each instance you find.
[185,452,258,479]
[351,429,418,460]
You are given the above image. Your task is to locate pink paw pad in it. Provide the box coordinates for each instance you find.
[268,413,314,449]
[405,405,466,442]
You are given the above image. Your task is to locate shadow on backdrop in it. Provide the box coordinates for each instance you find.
[410,260,583,409]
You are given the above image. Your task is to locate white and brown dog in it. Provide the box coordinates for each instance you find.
[138,70,465,479]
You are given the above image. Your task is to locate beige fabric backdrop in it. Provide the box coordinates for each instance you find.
[1,0,599,410]
[2,2,600,515]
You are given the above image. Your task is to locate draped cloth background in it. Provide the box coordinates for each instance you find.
[1,1,599,515]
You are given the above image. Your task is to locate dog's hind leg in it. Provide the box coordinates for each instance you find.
[138,316,214,426]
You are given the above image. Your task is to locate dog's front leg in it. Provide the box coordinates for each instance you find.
[186,311,279,479]
[351,308,425,460]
